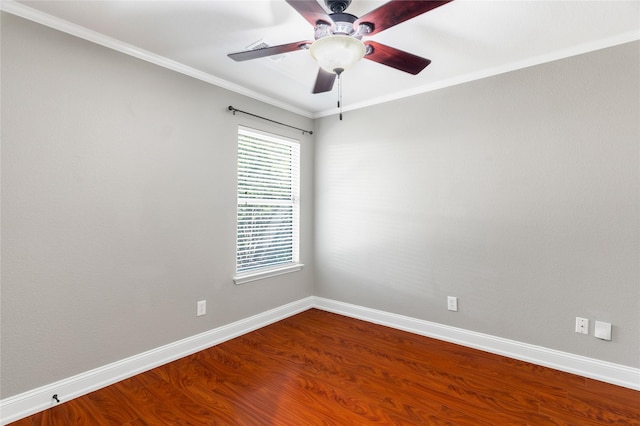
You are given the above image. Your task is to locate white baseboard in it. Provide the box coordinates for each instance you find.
[0,297,314,425]
[2,296,638,424]
[311,297,640,392]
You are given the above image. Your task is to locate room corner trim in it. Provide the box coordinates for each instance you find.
[311,297,640,391]
[0,297,315,425]
[2,296,638,424]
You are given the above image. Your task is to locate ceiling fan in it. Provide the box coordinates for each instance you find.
[228,0,452,94]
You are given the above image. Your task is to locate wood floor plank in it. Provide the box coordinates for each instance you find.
[85,385,140,425]
[9,309,640,425]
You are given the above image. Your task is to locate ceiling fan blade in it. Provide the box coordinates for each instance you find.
[286,0,333,27]
[364,41,431,75]
[312,68,337,93]
[228,41,312,61]
[355,0,452,36]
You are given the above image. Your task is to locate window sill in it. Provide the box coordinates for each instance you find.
[233,263,304,285]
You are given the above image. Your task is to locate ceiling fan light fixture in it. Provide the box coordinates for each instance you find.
[310,35,366,74]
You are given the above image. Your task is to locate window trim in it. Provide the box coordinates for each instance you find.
[234,126,302,284]
[233,262,304,285]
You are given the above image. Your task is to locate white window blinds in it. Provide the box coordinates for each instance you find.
[236,127,300,274]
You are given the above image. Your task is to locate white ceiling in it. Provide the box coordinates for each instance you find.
[4,0,640,117]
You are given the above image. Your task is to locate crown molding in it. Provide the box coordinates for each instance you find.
[312,30,640,118]
[2,1,639,129]
[0,0,314,119]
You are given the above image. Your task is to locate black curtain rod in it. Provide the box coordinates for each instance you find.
[228,106,313,135]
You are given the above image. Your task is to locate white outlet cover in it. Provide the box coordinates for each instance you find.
[575,317,589,334]
[594,321,612,340]
[197,300,206,316]
[447,296,458,312]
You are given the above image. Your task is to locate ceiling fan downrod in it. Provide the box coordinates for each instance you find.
[325,0,351,14]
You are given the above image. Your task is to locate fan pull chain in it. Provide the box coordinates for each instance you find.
[338,74,342,121]
[335,68,344,121]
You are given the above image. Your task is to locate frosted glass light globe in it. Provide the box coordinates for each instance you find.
[310,35,366,74]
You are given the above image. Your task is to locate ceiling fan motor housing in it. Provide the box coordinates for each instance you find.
[317,12,358,38]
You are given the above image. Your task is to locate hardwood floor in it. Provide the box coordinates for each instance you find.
[9,309,640,425]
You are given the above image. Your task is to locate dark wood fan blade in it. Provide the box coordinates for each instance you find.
[228,41,312,61]
[364,41,431,74]
[355,0,452,36]
[312,68,337,93]
[286,0,333,27]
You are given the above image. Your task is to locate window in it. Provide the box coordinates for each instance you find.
[234,127,302,284]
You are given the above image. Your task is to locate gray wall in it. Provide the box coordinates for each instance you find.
[1,13,314,398]
[314,41,640,367]
[2,9,639,402]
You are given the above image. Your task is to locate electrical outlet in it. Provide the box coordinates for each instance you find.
[197,300,206,317]
[447,296,458,312]
[575,317,589,335]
